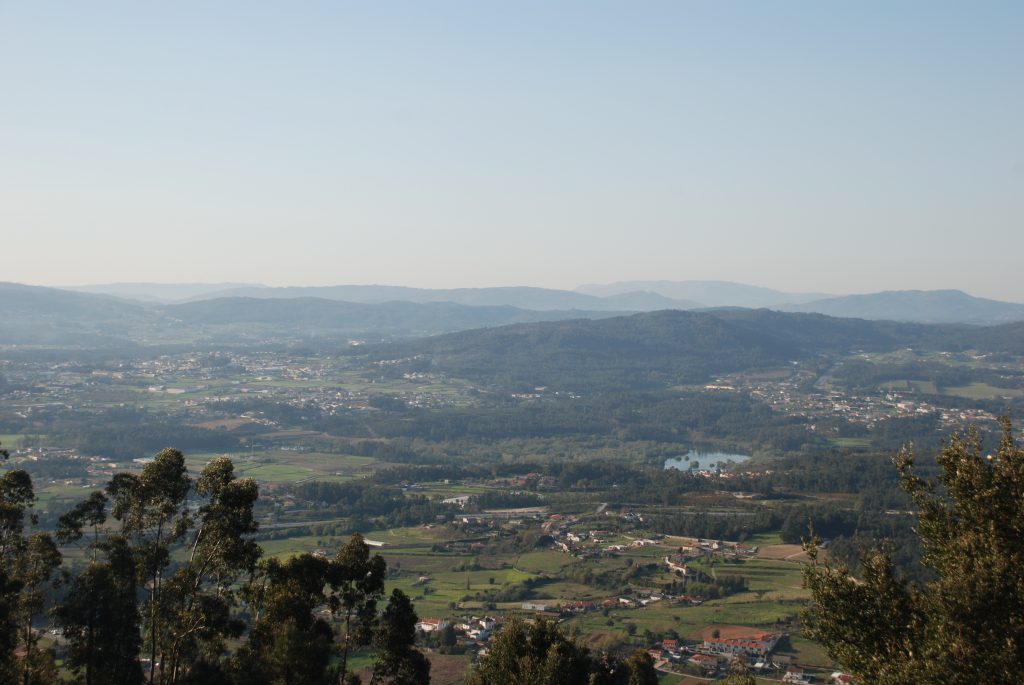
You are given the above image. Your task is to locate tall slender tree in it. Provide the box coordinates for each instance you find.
[56,491,109,558]
[328,532,386,679]
[369,589,430,685]
[106,447,192,684]
[235,554,337,685]
[13,532,61,685]
[54,535,144,685]
[0,467,30,683]
[162,457,260,683]
[0,467,63,684]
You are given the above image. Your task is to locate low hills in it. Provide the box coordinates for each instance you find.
[4,282,1024,356]
[73,283,700,312]
[0,283,621,346]
[780,289,1024,325]
[355,309,1024,391]
[162,297,623,336]
[575,280,829,307]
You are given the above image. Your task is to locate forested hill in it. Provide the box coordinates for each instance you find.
[0,283,626,346]
[781,289,1024,325]
[162,297,624,335]
[355,309,1024,391]
[0,282,157,346]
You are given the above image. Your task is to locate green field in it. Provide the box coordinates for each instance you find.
[830,436,871,448]
[515,549,575,573]
[35,482,102,510]
[0,434,27,448]
[943,383,1024,400]
[236,462,315,481]
[284,524,824,672]
[181,449,382,484]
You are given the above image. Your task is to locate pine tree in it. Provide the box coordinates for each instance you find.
[370,589,430,685]
[803,418,1024,684]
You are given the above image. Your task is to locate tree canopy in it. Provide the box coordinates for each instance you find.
[0,447,428,685]
[803,418,1024,684]
[466,617,659,685]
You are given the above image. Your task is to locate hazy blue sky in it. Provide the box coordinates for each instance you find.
[2,2,1022,300]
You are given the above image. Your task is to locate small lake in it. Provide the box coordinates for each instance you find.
[664,451,751,471]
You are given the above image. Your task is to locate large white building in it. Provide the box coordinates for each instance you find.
[702,632,782,658]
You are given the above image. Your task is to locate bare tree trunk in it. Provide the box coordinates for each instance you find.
[22,620,31,685]
[86,611,94,685]
[149,524,163,684]
[340,608,353,680]
[148,571,158,684]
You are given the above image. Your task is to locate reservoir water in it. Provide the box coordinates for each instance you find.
[664,451,750,471]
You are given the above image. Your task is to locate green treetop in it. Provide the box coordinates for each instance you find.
[803,418,1024,684]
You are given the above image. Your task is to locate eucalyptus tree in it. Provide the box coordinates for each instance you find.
[106,447,193,683]
[0,464,29,682]
[13,532,61,685]
[369,589,430,685]
[235,534,400,685]
[235,553,337,685]
[53,536,143,685]
[0,469,34,562]
[55,452,260,684]
[56,490,109,556]
[0,467,62,685]
[467,617,592,685]
[467,617,657,685]
[162,456,260,683]
[328,532,386,679]
[0,566,18,683]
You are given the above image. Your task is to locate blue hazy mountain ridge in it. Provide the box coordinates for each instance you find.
[180,285,700,312]
[161,297,625,333]
[64,282,1024,325]
[71,282,262,303]
[577,281,1024,325]
[0,283,624,345]
[779,290,1024,325]
[575,280,831,307]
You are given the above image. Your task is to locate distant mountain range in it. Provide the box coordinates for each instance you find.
[72,282,260,303]
[4,283,1023,391]
[779,290,1024,325]
[64,280,1024,325]
[575,280,829,307]
[162,297,623,336]
[72,283,699,312]
[0,283,622,346]
[1,280,1021,349]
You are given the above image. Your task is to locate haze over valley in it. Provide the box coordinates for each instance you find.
[4,279,1023,351]
[3,2,1023,683]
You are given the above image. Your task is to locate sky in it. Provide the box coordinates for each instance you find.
[2,2,1022,300]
